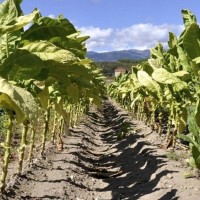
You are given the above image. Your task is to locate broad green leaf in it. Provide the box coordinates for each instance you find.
[49,36,87,58]
[48,61,92,84]
[0,76,38,124]
[13,85,39,125]
[0,49,44,80]
[23,17,77,41]
[137,70,161,94]
[20,41,78,63]
[182,23,200,59]
[0,93,24,123]
[152,68,187,87]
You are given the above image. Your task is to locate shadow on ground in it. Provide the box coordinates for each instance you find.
[69,101,179,199]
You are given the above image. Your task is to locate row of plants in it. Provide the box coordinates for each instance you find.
[108,10,200,170]
[0,0,105,192]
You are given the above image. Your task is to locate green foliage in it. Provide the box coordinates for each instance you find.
[0,0,106,191]
[108,9,200,170]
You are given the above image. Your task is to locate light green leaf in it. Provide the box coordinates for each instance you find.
[181,9,197,29]
[148,58,161,69]
[0,76,38,124]
[0,0,19,26]
[177,46,191,72]
[21,41,78,63]
[152,68,186,85]
[13,85,39,125]
[0,10,39,34]
[137,70,161,95]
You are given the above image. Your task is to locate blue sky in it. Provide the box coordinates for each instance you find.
[19,0,200,52]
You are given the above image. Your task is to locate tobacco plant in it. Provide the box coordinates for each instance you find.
[108,9,200,169]
[0,0,105,192]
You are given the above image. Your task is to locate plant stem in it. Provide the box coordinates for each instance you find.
[28,127,36,163]
[0,110,13,192]
[51,113,57,144]
[18,120,29,175]
[41,102,50,157]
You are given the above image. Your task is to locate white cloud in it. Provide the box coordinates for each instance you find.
[48,14,56,18]
[78,24,184,52]
[79,26,113,52]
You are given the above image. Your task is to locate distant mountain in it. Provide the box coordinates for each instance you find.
[87,49,150,62]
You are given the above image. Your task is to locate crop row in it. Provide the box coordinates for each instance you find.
[0,0,105,192]
[108,10,200,170]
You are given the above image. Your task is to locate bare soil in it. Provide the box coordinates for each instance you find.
[1,100,200,200]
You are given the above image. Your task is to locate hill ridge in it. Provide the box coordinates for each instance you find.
[87,49,150,62]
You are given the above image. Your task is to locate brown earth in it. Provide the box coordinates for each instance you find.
[1,100,200,200]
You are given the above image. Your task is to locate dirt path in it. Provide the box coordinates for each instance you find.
[1,100,200,200]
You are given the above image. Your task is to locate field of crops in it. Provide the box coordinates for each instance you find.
[0,0,200,199]
[109,9,200,170]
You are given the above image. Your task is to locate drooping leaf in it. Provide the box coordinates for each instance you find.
[0,49,45,80]
[0,76,38,124]
[0,10,39,34]
[20,41,78,63]
[49,36,87,58]
[13,85,39,125]
[23,17,77,41]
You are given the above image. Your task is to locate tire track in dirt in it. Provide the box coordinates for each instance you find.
[2,100,200,199]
